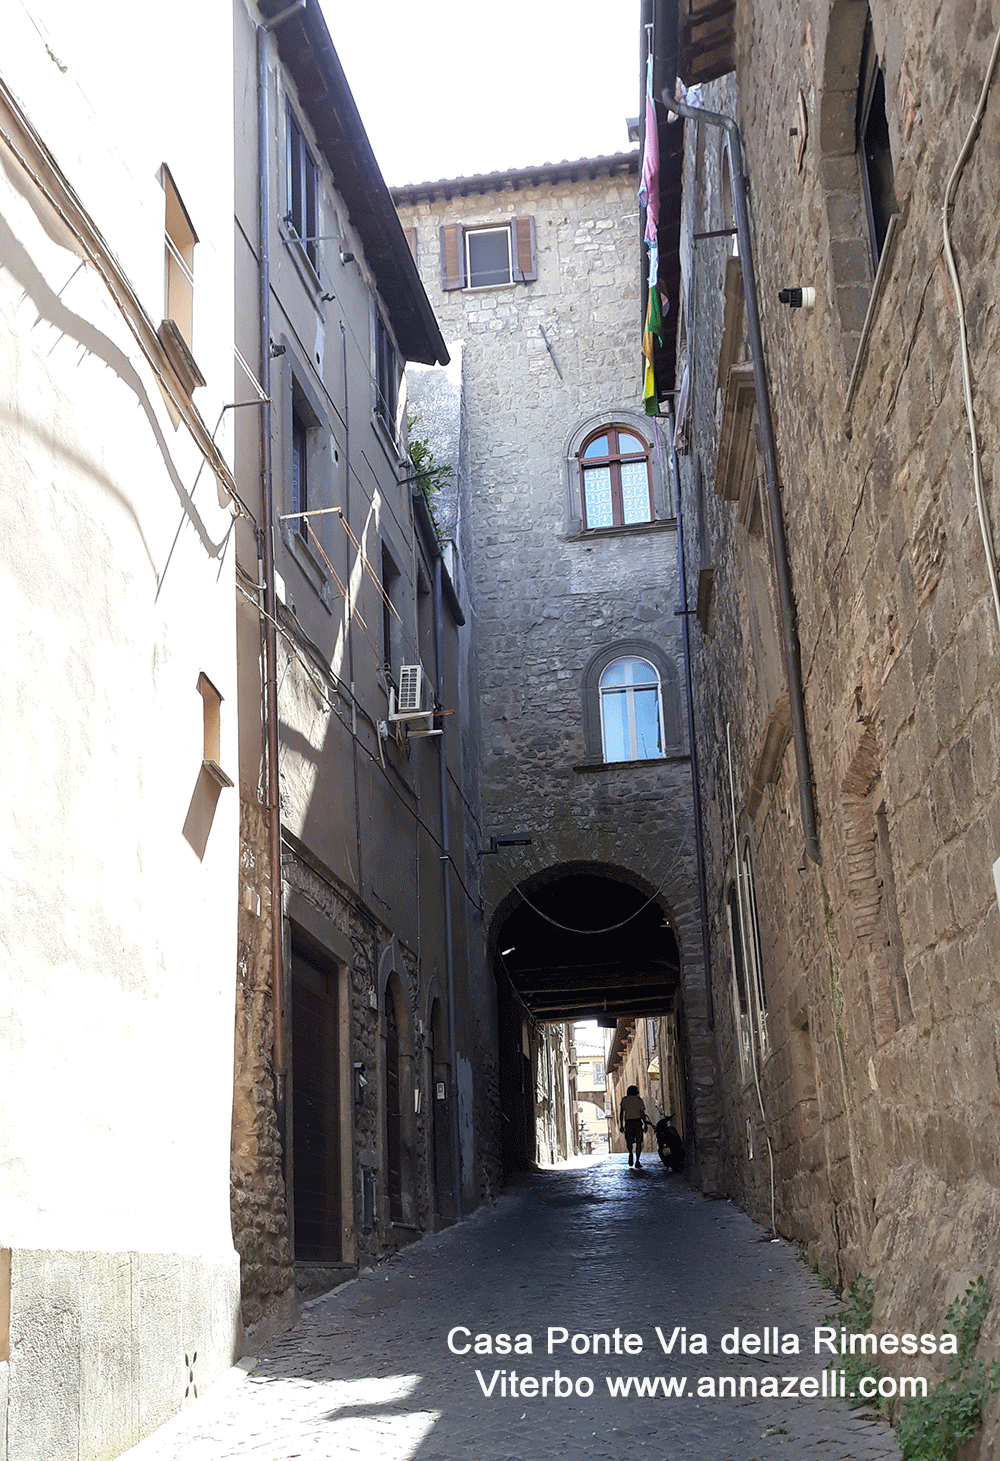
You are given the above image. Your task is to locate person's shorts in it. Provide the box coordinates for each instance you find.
[624,1119,644,1145]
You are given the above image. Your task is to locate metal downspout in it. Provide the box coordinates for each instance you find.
[434,554,464,1220]
[669,419,715,1030]
[661,88,822,866]
[341,321,365,899]
[257,0,305,1109]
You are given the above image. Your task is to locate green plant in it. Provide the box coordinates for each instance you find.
[406,414,453,533]
[825,1273,885,1410]
[898,1277,1000,1461]
[817,1262,839,1291]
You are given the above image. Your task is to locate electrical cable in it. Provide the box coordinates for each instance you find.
[488,848,681,937]
[726,722,776,1235]
[941,19,1000,641]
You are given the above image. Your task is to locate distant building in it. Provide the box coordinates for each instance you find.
[394,150,719,1188]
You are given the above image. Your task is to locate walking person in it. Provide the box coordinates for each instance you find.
[619,1084,649,1168]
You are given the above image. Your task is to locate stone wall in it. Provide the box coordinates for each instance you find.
[231,796,295,1343]
[674,0,1000,1441]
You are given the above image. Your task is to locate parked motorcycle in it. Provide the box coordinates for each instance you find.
[654,1113,685,1172]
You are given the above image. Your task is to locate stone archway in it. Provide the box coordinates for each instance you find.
[489,860,720,1187]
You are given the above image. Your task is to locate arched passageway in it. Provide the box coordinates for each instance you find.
[491,863,685,1177]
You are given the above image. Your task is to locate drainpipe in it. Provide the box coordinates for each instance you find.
[669,420,715,1029]
[433,552,464,1220]
[257,0,305,1116]
[656,58,821,865]
[341,321,366,897]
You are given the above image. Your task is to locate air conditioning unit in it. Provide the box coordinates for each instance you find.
[387,664,443,739]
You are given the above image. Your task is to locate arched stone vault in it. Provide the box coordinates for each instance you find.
[490,860,722,1188]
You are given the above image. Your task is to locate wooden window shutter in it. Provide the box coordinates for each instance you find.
[510,215,537,282]
[404,226,418,261]
[439,223,465,290]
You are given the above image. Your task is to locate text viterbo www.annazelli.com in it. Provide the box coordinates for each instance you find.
[473,1369,928,1401]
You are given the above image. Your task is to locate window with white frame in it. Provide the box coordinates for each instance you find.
[599,657,664,763]
[440,217,537,290]
[466,226,512,288]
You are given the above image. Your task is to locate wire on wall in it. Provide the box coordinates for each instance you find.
[941,19,1000,641]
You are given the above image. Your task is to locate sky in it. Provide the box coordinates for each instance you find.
[326,0,642,187]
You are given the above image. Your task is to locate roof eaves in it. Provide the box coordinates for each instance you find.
[390,150,640,205]
[261,0,448,366]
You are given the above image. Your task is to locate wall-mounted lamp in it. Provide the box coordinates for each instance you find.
[778,286,816,309]
[353,1061,368,1105]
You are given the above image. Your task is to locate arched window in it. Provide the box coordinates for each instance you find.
[599,656,663,762]
[580,427,653,529]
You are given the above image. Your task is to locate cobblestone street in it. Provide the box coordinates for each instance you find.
[122,1158,902,1460]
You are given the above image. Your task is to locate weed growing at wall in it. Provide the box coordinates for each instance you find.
[825,1274,885,1410]
[898,1277,1000,1461]
[406,414,453,534]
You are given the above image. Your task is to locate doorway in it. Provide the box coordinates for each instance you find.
[290,944,342,1261]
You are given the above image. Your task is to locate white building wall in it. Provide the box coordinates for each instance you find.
[0,6,240,1458]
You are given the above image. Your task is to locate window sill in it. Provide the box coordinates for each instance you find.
[564,516,677,542]
[280,525,334,613]
[279,221,324,305]
[844,210,903,411]
[573,753,689,774]
[157,318,205,394]
[370,406,404,468]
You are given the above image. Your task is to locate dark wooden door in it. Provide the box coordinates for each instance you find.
[385,997,403,1222]
[291,948,341,1261]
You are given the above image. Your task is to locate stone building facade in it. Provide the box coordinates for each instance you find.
[650,0,1000,1438]
[230,0,499,1347]
[393,156,721,1189]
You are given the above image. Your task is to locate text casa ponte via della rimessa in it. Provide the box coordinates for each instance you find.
[446,1326,959,1358]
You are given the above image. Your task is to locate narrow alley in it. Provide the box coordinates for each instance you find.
[122,1160,902,1461]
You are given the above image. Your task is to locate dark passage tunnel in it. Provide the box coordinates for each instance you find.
[491,863,683,1176]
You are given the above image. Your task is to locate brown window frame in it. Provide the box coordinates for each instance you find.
[579,426,654,530]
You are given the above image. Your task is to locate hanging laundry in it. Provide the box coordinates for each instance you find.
[638,56,659,245]
[640,52,661,415]
[643,285,664,416]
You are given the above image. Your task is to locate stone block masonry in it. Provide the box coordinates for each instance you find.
[672,4,1000,1453]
